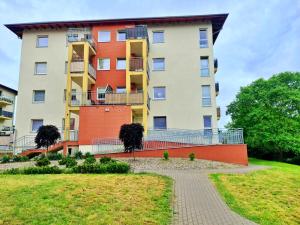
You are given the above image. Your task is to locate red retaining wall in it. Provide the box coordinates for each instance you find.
[95,144,249,166]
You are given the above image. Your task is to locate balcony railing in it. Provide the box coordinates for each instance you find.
[130,57,143,71]
[70,61,96,80]
[0,110,13,118]
[0,96,14,105]
[67,35,96,50]
[214,58,218,73]
[126,25,148,40]
[68,91,144,107]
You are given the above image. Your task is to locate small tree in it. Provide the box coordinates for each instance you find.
[35,125,61,155]
[119,123,144,159]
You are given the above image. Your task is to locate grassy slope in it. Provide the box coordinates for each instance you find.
[210,158,300,225]
[0,174,173,225]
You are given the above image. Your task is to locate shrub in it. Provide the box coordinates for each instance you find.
[84,156,96,165]
[84,152,92,159]
[72,162,130,174]
[65,157,77,168]
[74,151,83,159]
[189,153,195,161]
[46,152,63,160]
[23,166,62,174]
[163,151,169,160]
[35,157,50,167]
[106,162,130,173]
[12,155,29,162]
[286,155,300,165]
[3,168,20,174]
[1,155,11,163]
[99,156,116,164]
[119,123,144,152]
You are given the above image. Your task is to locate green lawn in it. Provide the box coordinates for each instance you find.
[210,158,300,225]
[0,174,173,225]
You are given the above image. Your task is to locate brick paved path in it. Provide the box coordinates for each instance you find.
[136,165,268,225]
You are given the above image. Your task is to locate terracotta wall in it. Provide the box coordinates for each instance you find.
[96,144,249,165]
[78,105,131,145]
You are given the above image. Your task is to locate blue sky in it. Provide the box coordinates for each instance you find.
[0,0,299,127]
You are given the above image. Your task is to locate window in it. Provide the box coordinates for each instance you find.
[203,115,212,136]
[154,116,167,130]
[62,118,75,130]
[97,88,106,100]
[117,31,126,41]
[202,85,211,106]
[65,61,68,74]
[36,35,48,47]
[33,90,45,103]
[153,31,164,43]
[31,119,43,132]
[199,29,208,48]
[97,58,110,70]
[116,58,126,70]
[98,31,111,42]
[153,58,165,71]
[153,87,166,100]
[35,62,47,75]
[71,89,77,101]
[116,87,126,94]
[200,57,209,76]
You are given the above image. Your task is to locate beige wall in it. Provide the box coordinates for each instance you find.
[15,29,75,139]
[147,22,218,130]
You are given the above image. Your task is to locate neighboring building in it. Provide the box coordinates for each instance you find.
[0,84,17,149]
[5,14,227,154]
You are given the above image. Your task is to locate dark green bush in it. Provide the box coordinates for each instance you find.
[58,156,77,168]
[106,162,130,173]
[46,153,63,160]
[84,156,96,165]
[163,151,169,160]
[1,155,11,163]
[12,155,29,162]
[286,155,300,165]
[72,162,130,174]
[189,152,195,161]
[99,156,116,164]
[3,168,20,174]
[74,151,83,159]
[35,157,50,167]
[23,166,62,174]
[84,152,92,159]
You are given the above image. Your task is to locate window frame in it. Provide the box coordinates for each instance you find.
[153,87,166,100]
[36,35,48,48]
[98,31,111,42]
[202,85,211,107]
[116,87,126,94]
[117,30,126,41]
[199,29,208,48]
[31,119,43,132]
[33,90,45,103]
[153,116,167,130]
[34,62,47,75]
[152,58,165,71]
[116,58,126,70]
[97,58,110,70]
[152,31,164,43]
[97,88,106,100]
[200,56,210,77]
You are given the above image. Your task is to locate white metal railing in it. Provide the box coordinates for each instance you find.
[91,128,244,155]
[0,96,14,104]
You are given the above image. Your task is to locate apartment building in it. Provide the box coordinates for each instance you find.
[5,14,226,153]
[0,84,17,148]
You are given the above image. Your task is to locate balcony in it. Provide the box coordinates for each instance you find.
[129,57,143,71]
[0,110,13,120]
[215,82,219,96]
[214,58,218,73]
[125,25,148,40]
[68,92,144,107]
[0,96,13,106]
[70,61,96,80]
[67,35,96,50]
[217,106,221,120]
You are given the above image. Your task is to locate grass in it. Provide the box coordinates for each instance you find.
[0,173,173,225]
[210,158,300,225]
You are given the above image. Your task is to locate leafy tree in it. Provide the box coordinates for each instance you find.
[35,125,61,154]
[119,123,144,154]
[226,72,300,160]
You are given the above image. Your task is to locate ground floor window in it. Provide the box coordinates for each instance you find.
[154,116,167,129]
[31,119,43,132]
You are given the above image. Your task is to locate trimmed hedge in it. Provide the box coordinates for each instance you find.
[1,155,11,163]
[99,156,116,164]
[72,162,130,174]
[35,158,51,167]
[46,153,63,160]
[58,156,77,168]
[3,166,62,175]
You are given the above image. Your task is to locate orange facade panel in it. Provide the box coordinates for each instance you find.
[78,106,132,145]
